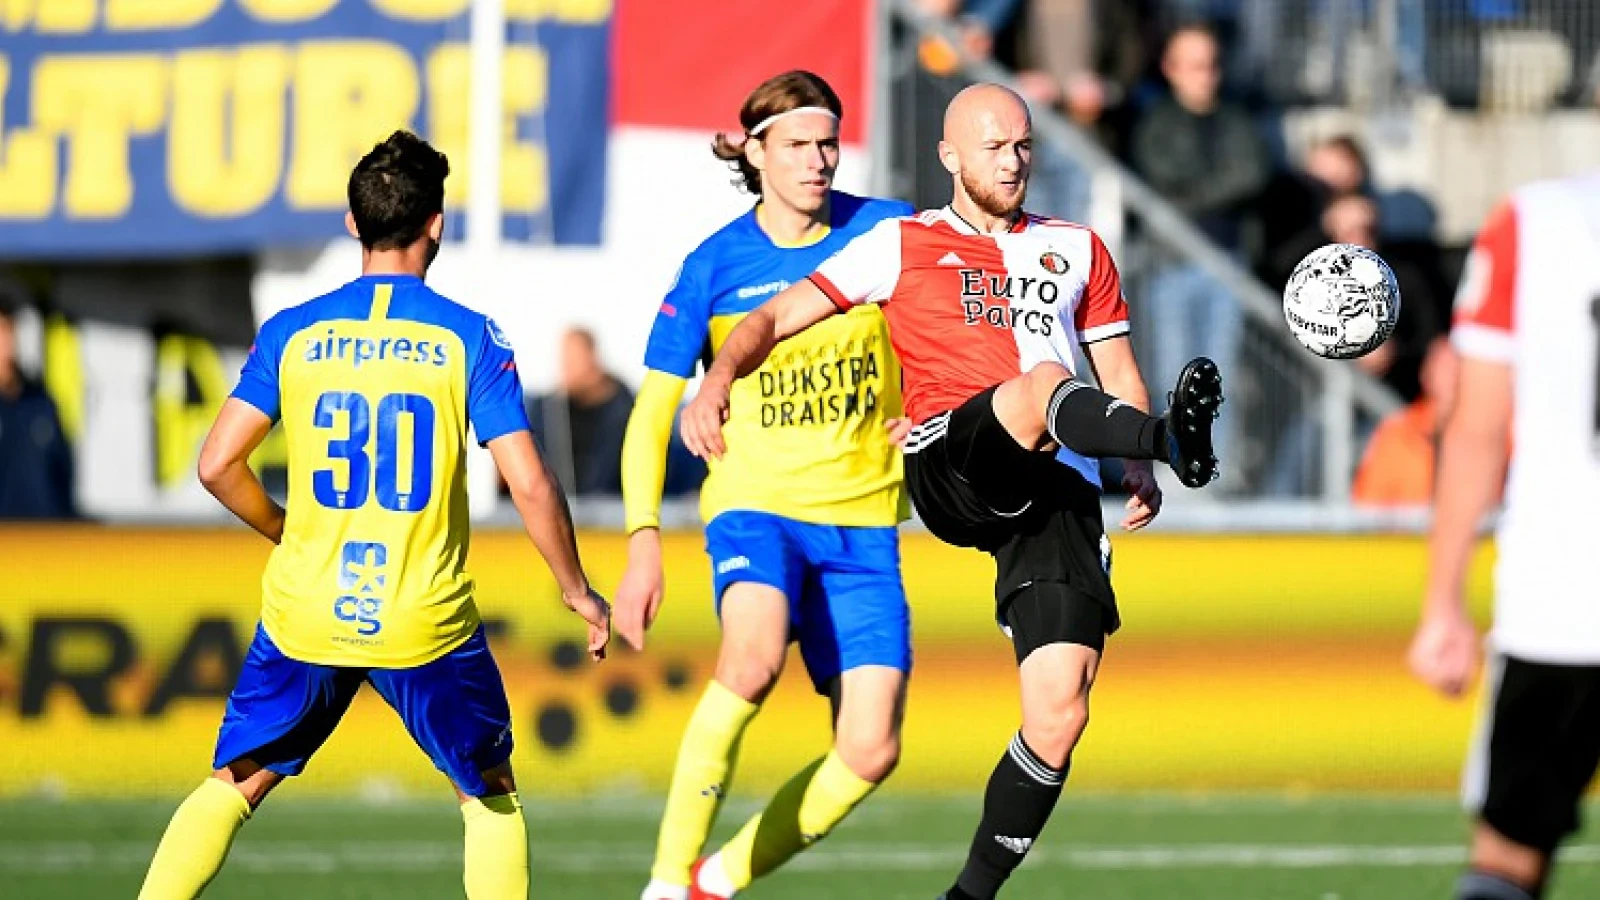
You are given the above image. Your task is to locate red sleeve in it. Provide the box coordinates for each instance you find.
[1074,231,1131,342]
[810,219,903,308]
[1452,198,1517,362]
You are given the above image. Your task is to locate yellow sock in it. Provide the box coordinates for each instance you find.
[137,778,252,899]
[463,792,528,900]
[650,680,761,885]
[719,750,879,889]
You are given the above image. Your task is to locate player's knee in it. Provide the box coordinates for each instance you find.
[994,362,1073,448]
[834,728,900,784]
[1021,693,1089,770]
[1022,362,1072,405]
[714,651,783,704]
[212,763,276,809]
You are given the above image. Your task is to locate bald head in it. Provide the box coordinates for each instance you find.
[939,83,1032,224]
[943,83,1031,144]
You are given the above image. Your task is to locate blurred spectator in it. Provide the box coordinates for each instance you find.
[1131,22,1268,469]
[913,0,1024,73]
[1259,134,1371,280]
[0,300,76,519]
[1133,24,1269,253]
[1012,0,1151,153]
[1352,338,1465,507]
[527,328,634,497]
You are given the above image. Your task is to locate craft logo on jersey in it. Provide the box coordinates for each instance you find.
[1040,250,1070,275]
[736,280,791,300]
[334,541,388,639]
[958,268,1059,336]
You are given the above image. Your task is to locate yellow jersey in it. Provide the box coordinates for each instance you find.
[634,192,914,528]
[230,275,530,668]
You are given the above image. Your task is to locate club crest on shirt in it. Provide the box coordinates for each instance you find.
[485,317,513,350]
[1040,250,1070,276]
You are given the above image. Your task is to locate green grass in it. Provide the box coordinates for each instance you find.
[4,793,1598,899]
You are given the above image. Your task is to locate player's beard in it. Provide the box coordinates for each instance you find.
[961,169,1026,220]
[423,235,441,270]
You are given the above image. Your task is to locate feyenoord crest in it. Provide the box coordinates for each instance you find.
[1039,251,1069,275]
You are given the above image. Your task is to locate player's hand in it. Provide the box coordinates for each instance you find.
[563,587,612,662]
[616,529,666,651]
[1407,606,1481,698]
[886,417,914,447]
[682,375,733,460]
[1120,464,1162,531]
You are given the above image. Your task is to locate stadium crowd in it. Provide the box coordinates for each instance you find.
[4,0,1600,513]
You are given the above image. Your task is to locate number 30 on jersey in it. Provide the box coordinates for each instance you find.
[312,391,435,512]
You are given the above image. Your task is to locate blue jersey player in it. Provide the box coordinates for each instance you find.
[615,71,916,900]
[137,131,611,900]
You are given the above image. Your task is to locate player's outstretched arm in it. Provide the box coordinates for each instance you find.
[489,430,611,661]
[197,398,286,543]
[1411,355,1511,697]
[681,279,838,459]
[1082,336,1162,531]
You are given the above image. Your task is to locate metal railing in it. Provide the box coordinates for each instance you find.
[1146,0,1600,111]
[886,0,1403,501]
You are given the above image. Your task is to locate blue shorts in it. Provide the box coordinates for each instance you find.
[213,625,513,797]
[705,511,911,694]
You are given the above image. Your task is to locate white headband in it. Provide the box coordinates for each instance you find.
[747,106,839,136]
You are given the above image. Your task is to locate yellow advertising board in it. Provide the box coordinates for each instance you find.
[0,526,1495,798]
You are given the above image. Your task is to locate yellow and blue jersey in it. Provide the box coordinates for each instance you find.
[230,274,530,669]
[641,191,914,528]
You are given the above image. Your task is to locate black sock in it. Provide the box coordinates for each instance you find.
[1045,379,1167,460]
[949,733,1067,900]
[1457,871,1541,900]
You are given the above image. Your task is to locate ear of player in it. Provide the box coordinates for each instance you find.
[1166,357,1223,489]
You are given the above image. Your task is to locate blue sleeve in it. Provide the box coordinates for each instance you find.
[641,252,713,377]
[230,314,287,422]
[468,317,533,445]
[881,199,916,218]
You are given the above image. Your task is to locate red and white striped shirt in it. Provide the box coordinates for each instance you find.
[1452,174,1600,663]
[810,207,1130,425]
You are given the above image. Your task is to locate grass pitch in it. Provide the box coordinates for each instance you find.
[4,793,1597,899]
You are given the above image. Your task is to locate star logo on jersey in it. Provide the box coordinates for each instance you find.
[339,542,388,594]
[1039,250,1070,276]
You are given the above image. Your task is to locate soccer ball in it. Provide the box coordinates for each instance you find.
[1282,243,1401,359]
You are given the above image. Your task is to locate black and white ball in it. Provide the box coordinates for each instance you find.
[1282,243,1401,360]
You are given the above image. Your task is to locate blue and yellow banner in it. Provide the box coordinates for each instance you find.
[0,0,609,257]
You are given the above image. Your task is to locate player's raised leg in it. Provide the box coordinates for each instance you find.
[989,358,1223,488]
[643,582,788,900]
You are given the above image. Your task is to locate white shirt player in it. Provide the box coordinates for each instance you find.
[1453,173,1600,664]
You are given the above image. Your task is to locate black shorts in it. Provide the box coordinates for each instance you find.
[1468,654,1600,853]
[903,387,1117,662]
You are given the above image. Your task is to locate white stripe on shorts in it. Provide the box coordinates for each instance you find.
[1461,651,1506,813]
[904,412,951,454]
